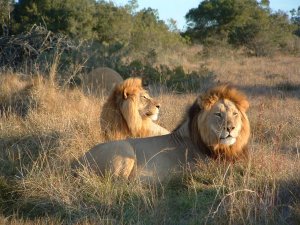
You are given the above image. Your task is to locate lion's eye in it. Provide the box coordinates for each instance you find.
[233,112,238,117]
[214,112,222,118]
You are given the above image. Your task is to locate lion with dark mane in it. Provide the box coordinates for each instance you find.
[100,77,169,141]
[74,85,250,181]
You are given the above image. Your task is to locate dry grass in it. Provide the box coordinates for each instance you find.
[206,55,300,87]
[0,54,299,224]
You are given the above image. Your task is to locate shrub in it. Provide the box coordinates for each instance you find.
[116,61,216,93]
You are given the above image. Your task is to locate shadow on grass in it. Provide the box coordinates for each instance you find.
[0,132,61,178]
[0,181,120,225]
[237,82,300,99]
[277,177,300,225]
[0,132,67,222]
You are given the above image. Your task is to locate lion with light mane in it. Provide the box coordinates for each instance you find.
[100,77,169,141]
[74,85,250,181]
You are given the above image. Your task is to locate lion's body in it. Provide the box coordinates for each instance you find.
[82,67,123,96]
[100,77,169,141]
[74,85,250,181]
[78,123,200,181]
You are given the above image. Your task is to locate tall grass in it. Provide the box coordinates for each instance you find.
[0,54,299,224]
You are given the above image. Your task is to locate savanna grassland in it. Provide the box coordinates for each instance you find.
[0,54,299,225]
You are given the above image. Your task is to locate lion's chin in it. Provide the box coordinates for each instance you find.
[220,137,236,146]
[149,114,158,121]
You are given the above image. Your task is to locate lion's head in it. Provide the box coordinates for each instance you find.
[100,77,166,140]
[120,78,160,122]
[188,85,250,160]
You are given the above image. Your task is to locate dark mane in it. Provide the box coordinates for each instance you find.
[188,100,214,157]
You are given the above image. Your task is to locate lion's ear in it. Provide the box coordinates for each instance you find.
[198,94,217,110]
[189,99,201,119]
[123,88,128,99]
[196,97,203,109]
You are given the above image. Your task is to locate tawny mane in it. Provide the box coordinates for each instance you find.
[200,84,249,112]
[114,77,144,98]
[100,78,143,140]
[100,77,169,141]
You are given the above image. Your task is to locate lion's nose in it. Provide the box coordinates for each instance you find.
[156,104,160,109]
[227,126,235,132]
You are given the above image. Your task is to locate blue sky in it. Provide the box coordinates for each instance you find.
[113,0,300,30]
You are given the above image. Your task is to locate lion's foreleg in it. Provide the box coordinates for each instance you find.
[112,155,135,179]
[149,122,170,136]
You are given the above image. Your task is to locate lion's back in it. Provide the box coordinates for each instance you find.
[82,67,123,96]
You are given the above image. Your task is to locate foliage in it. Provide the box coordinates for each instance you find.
[130,8,186,54]
[0,0,13,34]
[291,6,300,37]
[186,0,266,40]
[116,61,216,92]
[0,25,77,78]
[13,0,96,39]
[185,0,297,55]
[164,65,216,92]
[232,10,295,56]
[93,2,133,44]
[6,0,186,68]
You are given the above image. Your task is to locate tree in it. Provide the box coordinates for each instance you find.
[130,8,185,54]
[291,6,300,37]
[185,0,269,42]
[13,0,96,39]
[0,0,14,35]
[93,2,133,44]
[124,0,139,14]
[185,0,295,55]
[6,0,187,67]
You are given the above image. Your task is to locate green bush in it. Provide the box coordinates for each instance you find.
[116,61,216,93]
[165,65,216,92]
